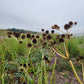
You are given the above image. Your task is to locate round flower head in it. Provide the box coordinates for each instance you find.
[64,24,71,30]
[15,32,20,38]
[79,56,84,60]
[32,35,35,38]
[36,35,39,38]
[74,22,77,25]
[41,29,44,32]
[69,21,73,26]
[47,34,52,40]
[51,30,55,33]
[45,30,49,34]
[42,33,47,40]
[32,39,37,44]
[54,24,60,30]
[21,35,25,39]
[28,43,32,47]
[27,33,31,38]
[59,38,64,42]
[61,34,65,38]
[7,32,12,35]
[19,41,22,44]
[8,35,11,38]
[23,64,26,67]
[44,56,48,60]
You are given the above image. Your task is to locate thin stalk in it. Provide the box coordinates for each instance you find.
[69,60,83,84]
[2,73,4,84]
[82,60,84,82]
[66,30,69,57]
[50,58,56,84]
[59,29,66,34]
[44,60,48,84]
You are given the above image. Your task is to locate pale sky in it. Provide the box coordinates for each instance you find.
[0,0,84,34]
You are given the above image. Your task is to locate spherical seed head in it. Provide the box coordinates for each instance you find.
[54,24,60,30]
[36,35,39,38]
[28,43,32,47]
[74,22,77,25]
[64,24,71,30]
[19,41,22,44]
[59,38,64,42]
[21,35,25,39]
[76,58,79,61]
[20,69,23,72]
[23,64,26,67]
[20,64,22,66]
[47,35,52,40]
[54,41,56,44]
[8,35,11,38]
[7,32,12,35]
[61,34,65,38]
[27,33,31,38]
[69,21,73,26]
[41,29,44,32]
[44,56,48,60]
[28,63,30,66]
[32,39,37,44]
[32,35,35,38]
[43,42,47,46]
[51,30,55,33]
[52,25,55,29]
[15,32,20,38]
[45,30,49,34]
[79,56,84,60]
[42,33,47,40]
[71,34,73,36]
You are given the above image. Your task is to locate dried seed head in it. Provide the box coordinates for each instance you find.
[64,24,71,30]
[45,30,49,34]
[32,35,35,38]
[61,34,65,38]
[15,32,20,38]
[36,35,39,38]
[74,22,77,25]
[27,34,31,38]
[51,30,55,33]
[59,38,64,42]
[44,56,48,60]
[23,64,26,67]
[21,35,25,39]
[20,64,22,66]
[41,29,44,32]
[19,41,22,44]
[32,39,37,44]
[76,58,79,61]
[20,69,23,72]
[69,21,73,26]
[54,24,60,30]
[47,35,52,40]
[28,43,32,47]
[42,33,47,40]
[79,56,84,60]
[8,35,11,38]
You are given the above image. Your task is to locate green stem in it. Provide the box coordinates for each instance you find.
[50,58,56,84]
